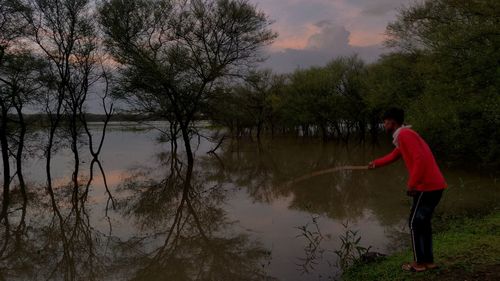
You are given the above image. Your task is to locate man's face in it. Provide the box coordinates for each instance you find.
[383,119,399,134]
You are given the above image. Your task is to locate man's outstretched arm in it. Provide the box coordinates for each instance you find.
[369,148,401,169]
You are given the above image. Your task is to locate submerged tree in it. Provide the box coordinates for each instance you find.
[99,0,276,165]
[16,0,114,207]
[207,70,285,140]
[276,56,366,141]
[0,51,49,205]
[207,56,369,142]
[0,0,30,218]
[98,2,276,273]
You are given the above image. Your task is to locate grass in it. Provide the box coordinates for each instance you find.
[343,211,500,281]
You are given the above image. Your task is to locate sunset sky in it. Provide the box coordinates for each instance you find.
[83,0,415,112]
[254,0,414,72]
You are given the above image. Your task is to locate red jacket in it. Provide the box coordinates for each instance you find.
[373,127,447,192]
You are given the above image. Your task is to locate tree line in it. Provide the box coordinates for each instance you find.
[207,0,500,166]
[0,0,275,228]
[207,57,369,142]
[0,1,277,278]
[0,0,498,220]
[0,0,498,276]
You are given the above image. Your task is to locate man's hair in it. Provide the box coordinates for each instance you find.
[382,107,404,125]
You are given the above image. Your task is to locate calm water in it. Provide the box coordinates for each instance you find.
[1,122,498,281]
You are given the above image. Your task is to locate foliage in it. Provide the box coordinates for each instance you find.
[211,56,368,141]
[1,0,499,178]
[384,0,500,164]
[207,70,285,138]
[333,221,372,271]
[211,0,500,166]
[99,0,277,152]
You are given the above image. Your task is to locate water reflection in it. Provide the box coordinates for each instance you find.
[116,150,273,281]
[200,138,409,225]
[0,184,108,280]
[0,123,498,280]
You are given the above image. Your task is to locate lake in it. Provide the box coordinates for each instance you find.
[1,121,498,281]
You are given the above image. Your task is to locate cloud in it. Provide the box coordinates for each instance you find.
[307,21,351,51]
[262,21,385,73]
[250,0,417,73]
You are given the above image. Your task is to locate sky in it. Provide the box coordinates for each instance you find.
[84,0,415,113]
[254,0,414,73]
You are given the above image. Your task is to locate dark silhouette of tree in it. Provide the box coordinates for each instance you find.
[99,0,277,184]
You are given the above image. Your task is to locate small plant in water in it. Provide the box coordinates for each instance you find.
[295,215,326,274]
[333,221,371,271]
[295,216,377,280]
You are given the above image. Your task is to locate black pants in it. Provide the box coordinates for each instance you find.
[408,189,443,263]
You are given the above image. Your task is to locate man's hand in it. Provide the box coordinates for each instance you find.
[368,161,376,169]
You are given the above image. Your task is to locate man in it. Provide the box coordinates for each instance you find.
[368,107,447,272]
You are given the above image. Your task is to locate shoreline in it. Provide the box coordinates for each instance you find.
[343,210,500,280]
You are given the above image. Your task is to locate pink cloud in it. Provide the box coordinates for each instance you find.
[349,30,387,47]
[269,23,320,51]
[253,0,410,51]
[252,0,412,72]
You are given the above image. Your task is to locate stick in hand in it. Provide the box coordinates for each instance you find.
[281,165,369,187]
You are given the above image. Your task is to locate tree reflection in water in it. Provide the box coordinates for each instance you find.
[0,177,110,280]
[0,137,275,281]
[1,127,498,280]
[198,138,409,226]
[116,145,274,281]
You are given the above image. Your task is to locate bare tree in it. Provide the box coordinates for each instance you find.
[0,0,29,218]
[0,51,49,205]
[17,0,114,208]
[99,0,276,173]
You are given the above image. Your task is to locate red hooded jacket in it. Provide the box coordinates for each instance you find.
[373,127,447,192]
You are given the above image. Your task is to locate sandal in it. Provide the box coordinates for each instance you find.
[424,263,439,270]
[402,262,427,272]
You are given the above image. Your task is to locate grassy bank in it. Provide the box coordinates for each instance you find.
[343,211,500,281]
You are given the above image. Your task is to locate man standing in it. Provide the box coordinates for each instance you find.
[368,108,447,272]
